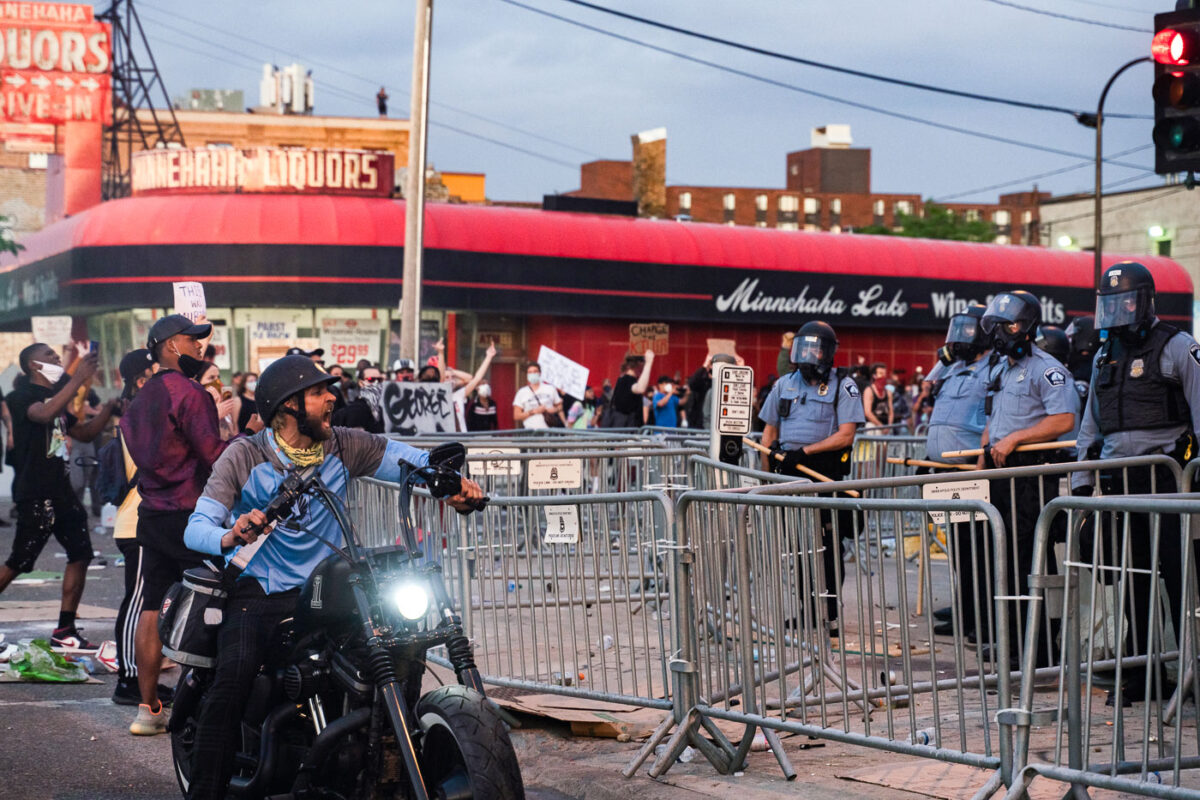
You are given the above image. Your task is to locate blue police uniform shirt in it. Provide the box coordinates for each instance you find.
[985,345,1076,444]
[925,354,990,463]
[758,372,865,448]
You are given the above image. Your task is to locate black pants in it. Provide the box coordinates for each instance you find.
[189,580,299,800]
[5,490,91,572]
[114,538,141,681]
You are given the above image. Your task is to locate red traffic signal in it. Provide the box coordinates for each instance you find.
[1153,27,1200,65]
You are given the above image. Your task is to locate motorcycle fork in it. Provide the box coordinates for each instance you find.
[426,567,486,694]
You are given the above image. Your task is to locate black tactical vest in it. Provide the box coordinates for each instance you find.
[1092,322,1189,435]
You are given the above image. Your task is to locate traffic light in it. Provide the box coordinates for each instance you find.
[1154,6,1200,174]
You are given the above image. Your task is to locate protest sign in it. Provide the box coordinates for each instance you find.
[706,338,739,360]
[536,345,589,399]
[31,316,72,346]
[209,324,231,370]
[381,381,455,436]
[628,323,669,356]
[172,282,206,323]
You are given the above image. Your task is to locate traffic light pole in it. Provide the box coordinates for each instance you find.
[399,0,434,363]
[1093,56,1151,292]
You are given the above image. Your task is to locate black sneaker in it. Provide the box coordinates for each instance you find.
[50,626,98,653]
[112,678,175,707]
[932,606,953,622]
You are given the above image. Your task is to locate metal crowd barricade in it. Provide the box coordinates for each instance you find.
[1003,493,1200,799]
[687,453,795,492]
[463,447,699,497]
[349,478,677,712]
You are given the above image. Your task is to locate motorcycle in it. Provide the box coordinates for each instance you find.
[169,443,525,800]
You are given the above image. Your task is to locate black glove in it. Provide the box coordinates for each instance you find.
[782,447,808,472]
[1071,484,1093,497]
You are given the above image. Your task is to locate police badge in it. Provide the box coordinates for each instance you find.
[1130,358,1144,378]
[818,383,829,396]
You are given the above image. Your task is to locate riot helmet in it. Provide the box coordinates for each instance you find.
[1065,315,1099,381]
[256,355,339,428]
[790,321,838,383]
[981,290,1041,359]
[1034,325,1070,365]
[1096,261,1156,342]
[943,303,988,361]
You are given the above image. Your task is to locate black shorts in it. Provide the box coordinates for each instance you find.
[137,509,205,613]
[5,492,91,573]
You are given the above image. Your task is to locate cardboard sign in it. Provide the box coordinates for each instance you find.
[544,505,581,545]
[320,318,382,368]
[706,338,739,360]
[922,479,991,524]
[380,381,455,436]
[714,363,754,436]
[528,459,583,490]
[536,345,589,400]
[209,323,231,371]
[30,315,72,345]
[469,447,522,477]
[629,323,669,356]
[172,282,206,323]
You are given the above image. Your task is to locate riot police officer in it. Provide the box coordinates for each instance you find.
[1037,324,1084,435]
[1065,314,1100,385]
[977,291,1076,661]
[921,304,992,638]
[759,321,865,637]
[1072,261,1200,699]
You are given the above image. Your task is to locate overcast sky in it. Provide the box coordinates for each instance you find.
[107,0,1171,204]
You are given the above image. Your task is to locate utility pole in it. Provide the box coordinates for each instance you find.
[398,0,433,362]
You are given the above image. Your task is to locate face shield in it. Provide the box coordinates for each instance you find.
[790,334,830,367]
[1095,289,1146,330]
[981,293,1032,338]
[945,314,980,346]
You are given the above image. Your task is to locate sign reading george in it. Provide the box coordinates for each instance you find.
[380,381,454,436]
[628,322,669,356]
[543,505,580,545]
[527,459,582,490]
[921,479,991,524]
[130,147,395,197]
[0,3,113,129]
[713,363,754,436]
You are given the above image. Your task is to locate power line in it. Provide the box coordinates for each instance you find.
[933,144,1154,201]
[500,0,1155,171]
[543,0,1149,120]
[137,2,605,161]
[979,0,1152,32]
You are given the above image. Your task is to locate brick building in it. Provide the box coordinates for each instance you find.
[565,125,1048,245]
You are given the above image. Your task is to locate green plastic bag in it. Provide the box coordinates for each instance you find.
[5,639,88,682]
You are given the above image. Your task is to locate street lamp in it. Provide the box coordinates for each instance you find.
[1149,224,1166,238]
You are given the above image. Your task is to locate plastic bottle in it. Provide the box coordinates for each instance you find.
[911,728,937,746]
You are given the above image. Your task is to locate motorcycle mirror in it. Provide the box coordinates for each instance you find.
[428,442,466,472]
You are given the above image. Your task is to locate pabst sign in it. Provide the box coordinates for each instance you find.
[130,146,396,197]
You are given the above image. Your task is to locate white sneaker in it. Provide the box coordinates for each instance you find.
[130,702,168,735]
[95,641,119,673]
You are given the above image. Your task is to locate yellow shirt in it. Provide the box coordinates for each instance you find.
[113,430,141,540]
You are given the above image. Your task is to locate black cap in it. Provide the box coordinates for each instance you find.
[118,349,153,397]
[147,314,212,351]
[286,347,325,358]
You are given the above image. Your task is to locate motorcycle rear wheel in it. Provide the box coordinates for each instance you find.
[414,686,525,800]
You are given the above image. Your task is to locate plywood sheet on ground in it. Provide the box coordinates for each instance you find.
[837,761,1124,800]
[0,600,116,622]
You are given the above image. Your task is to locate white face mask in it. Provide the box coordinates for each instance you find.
[477,384,491,398]
[33,361,64,384]
[527,372,541,386]
[245,381,257,393]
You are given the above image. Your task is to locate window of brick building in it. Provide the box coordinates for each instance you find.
[803,197,820,226]
[755,194,768,227]
[723,193,736,224]
[830,197,842,227]
[777,195,799,229]
[873,199,885,227]
[965,209,980,222]
[895,200,913,217]
[679,191,692,213]
[993,209,1012,242]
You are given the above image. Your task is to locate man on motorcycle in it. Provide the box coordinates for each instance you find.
[183,355,485,800]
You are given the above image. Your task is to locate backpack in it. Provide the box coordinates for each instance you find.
[96,431,136,506]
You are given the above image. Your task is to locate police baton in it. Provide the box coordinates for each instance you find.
[938,440,1076,460]
[742,438,861,498]
[886,457,978,471]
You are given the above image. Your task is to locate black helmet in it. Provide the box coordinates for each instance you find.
[1035,325,1070,365]
[944,302,987,361]
[1096,261,1156,341]
[1065,315,1099,354]
[981,290,1041,359]
[256,355,339,425]
[790,321,837,381]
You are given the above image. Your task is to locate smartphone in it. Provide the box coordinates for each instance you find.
[88,340,100,355]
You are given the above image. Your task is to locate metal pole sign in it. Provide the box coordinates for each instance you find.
[709,362,753,464]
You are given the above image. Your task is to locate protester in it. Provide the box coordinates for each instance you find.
[121,314,263,735]
[567,386,600,429]
[651,375,681,427]
[326,364,350,413]
[512,362,565,428]
[862,362,894,429]
[233,371,258,435]
[331,364,385,433]
[466,383,499,431]
[198,361,238,440]
[603,351,654,428]
[0,344,116,651]
[436,340,496,431]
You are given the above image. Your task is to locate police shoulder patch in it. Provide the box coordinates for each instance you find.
[1190,345,1200,367]
[1043,368,1067,387]
[844,381,860,398]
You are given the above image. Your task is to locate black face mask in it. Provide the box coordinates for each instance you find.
[177,353,206,380]
[798,364,827,384]
[949,342,982,362]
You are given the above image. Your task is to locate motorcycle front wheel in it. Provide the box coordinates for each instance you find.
[414,686,525,800]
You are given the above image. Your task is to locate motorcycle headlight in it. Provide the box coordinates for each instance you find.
[390,581,431,621]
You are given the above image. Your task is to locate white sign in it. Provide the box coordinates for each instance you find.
[544,505,580,545]
[469,447,522,477]
[714,363,754,436]
[30,315,72,345]
[320,318,382,368]
[209,324,231,371]
[536,345,589,400]
[528,459,582,490]
[380,381,455,436]
[249,320,298,341]
[922,479,992,524]
[172,282,206,323]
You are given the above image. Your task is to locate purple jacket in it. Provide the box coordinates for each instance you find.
[120,370,230,513]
